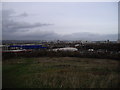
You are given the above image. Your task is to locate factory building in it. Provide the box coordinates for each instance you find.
[52,47,78,52]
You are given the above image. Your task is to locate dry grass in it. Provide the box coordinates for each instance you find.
[3,57,120,88]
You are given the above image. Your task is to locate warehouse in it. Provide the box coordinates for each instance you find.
[52,47,78,52]
[9,45,47,50]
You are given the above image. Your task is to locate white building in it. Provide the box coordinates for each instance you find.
[52,47,78,52]
[88,49,94,52]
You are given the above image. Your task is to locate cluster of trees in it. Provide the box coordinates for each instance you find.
[2,50,120,60]
[2,43,120,60]
[77,43,120,51]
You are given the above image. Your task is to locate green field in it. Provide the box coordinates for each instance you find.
[3,57,120,88]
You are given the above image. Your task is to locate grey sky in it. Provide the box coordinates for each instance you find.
[2,2,118,40]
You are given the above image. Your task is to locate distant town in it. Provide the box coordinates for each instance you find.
[1,40,120,60]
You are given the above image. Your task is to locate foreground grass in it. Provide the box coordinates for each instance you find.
[3,57,120,88]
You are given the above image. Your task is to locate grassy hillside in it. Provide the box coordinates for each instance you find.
[3,57,120,88]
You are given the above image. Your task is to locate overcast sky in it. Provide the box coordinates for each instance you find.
[2,2,118,41]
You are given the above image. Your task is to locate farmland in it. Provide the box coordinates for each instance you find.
[3,57,120,88]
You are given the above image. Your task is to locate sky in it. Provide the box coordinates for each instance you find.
[2,2,118,41]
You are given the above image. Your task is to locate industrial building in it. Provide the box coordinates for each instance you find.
[52,47,78,52]
[2,45,47,53]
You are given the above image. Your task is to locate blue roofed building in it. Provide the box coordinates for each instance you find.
[9,45,47,50]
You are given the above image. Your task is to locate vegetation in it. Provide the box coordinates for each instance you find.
[2,50,120,60]
[3,57,120,88]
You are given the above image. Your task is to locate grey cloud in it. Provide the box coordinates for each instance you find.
[2,10,53,38]
[61,32,118,41]
[3,22,52,31]
[24,32,60,40]
[3,30,61,40]
[2,10,28,18]
[3,31,117,41]
[2,10,57,40]
[2,9,15,19]
[18,12,28,17]
[2,10,117,41]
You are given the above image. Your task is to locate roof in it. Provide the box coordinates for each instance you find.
[52,47,78,51]
[9,45,47,49]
